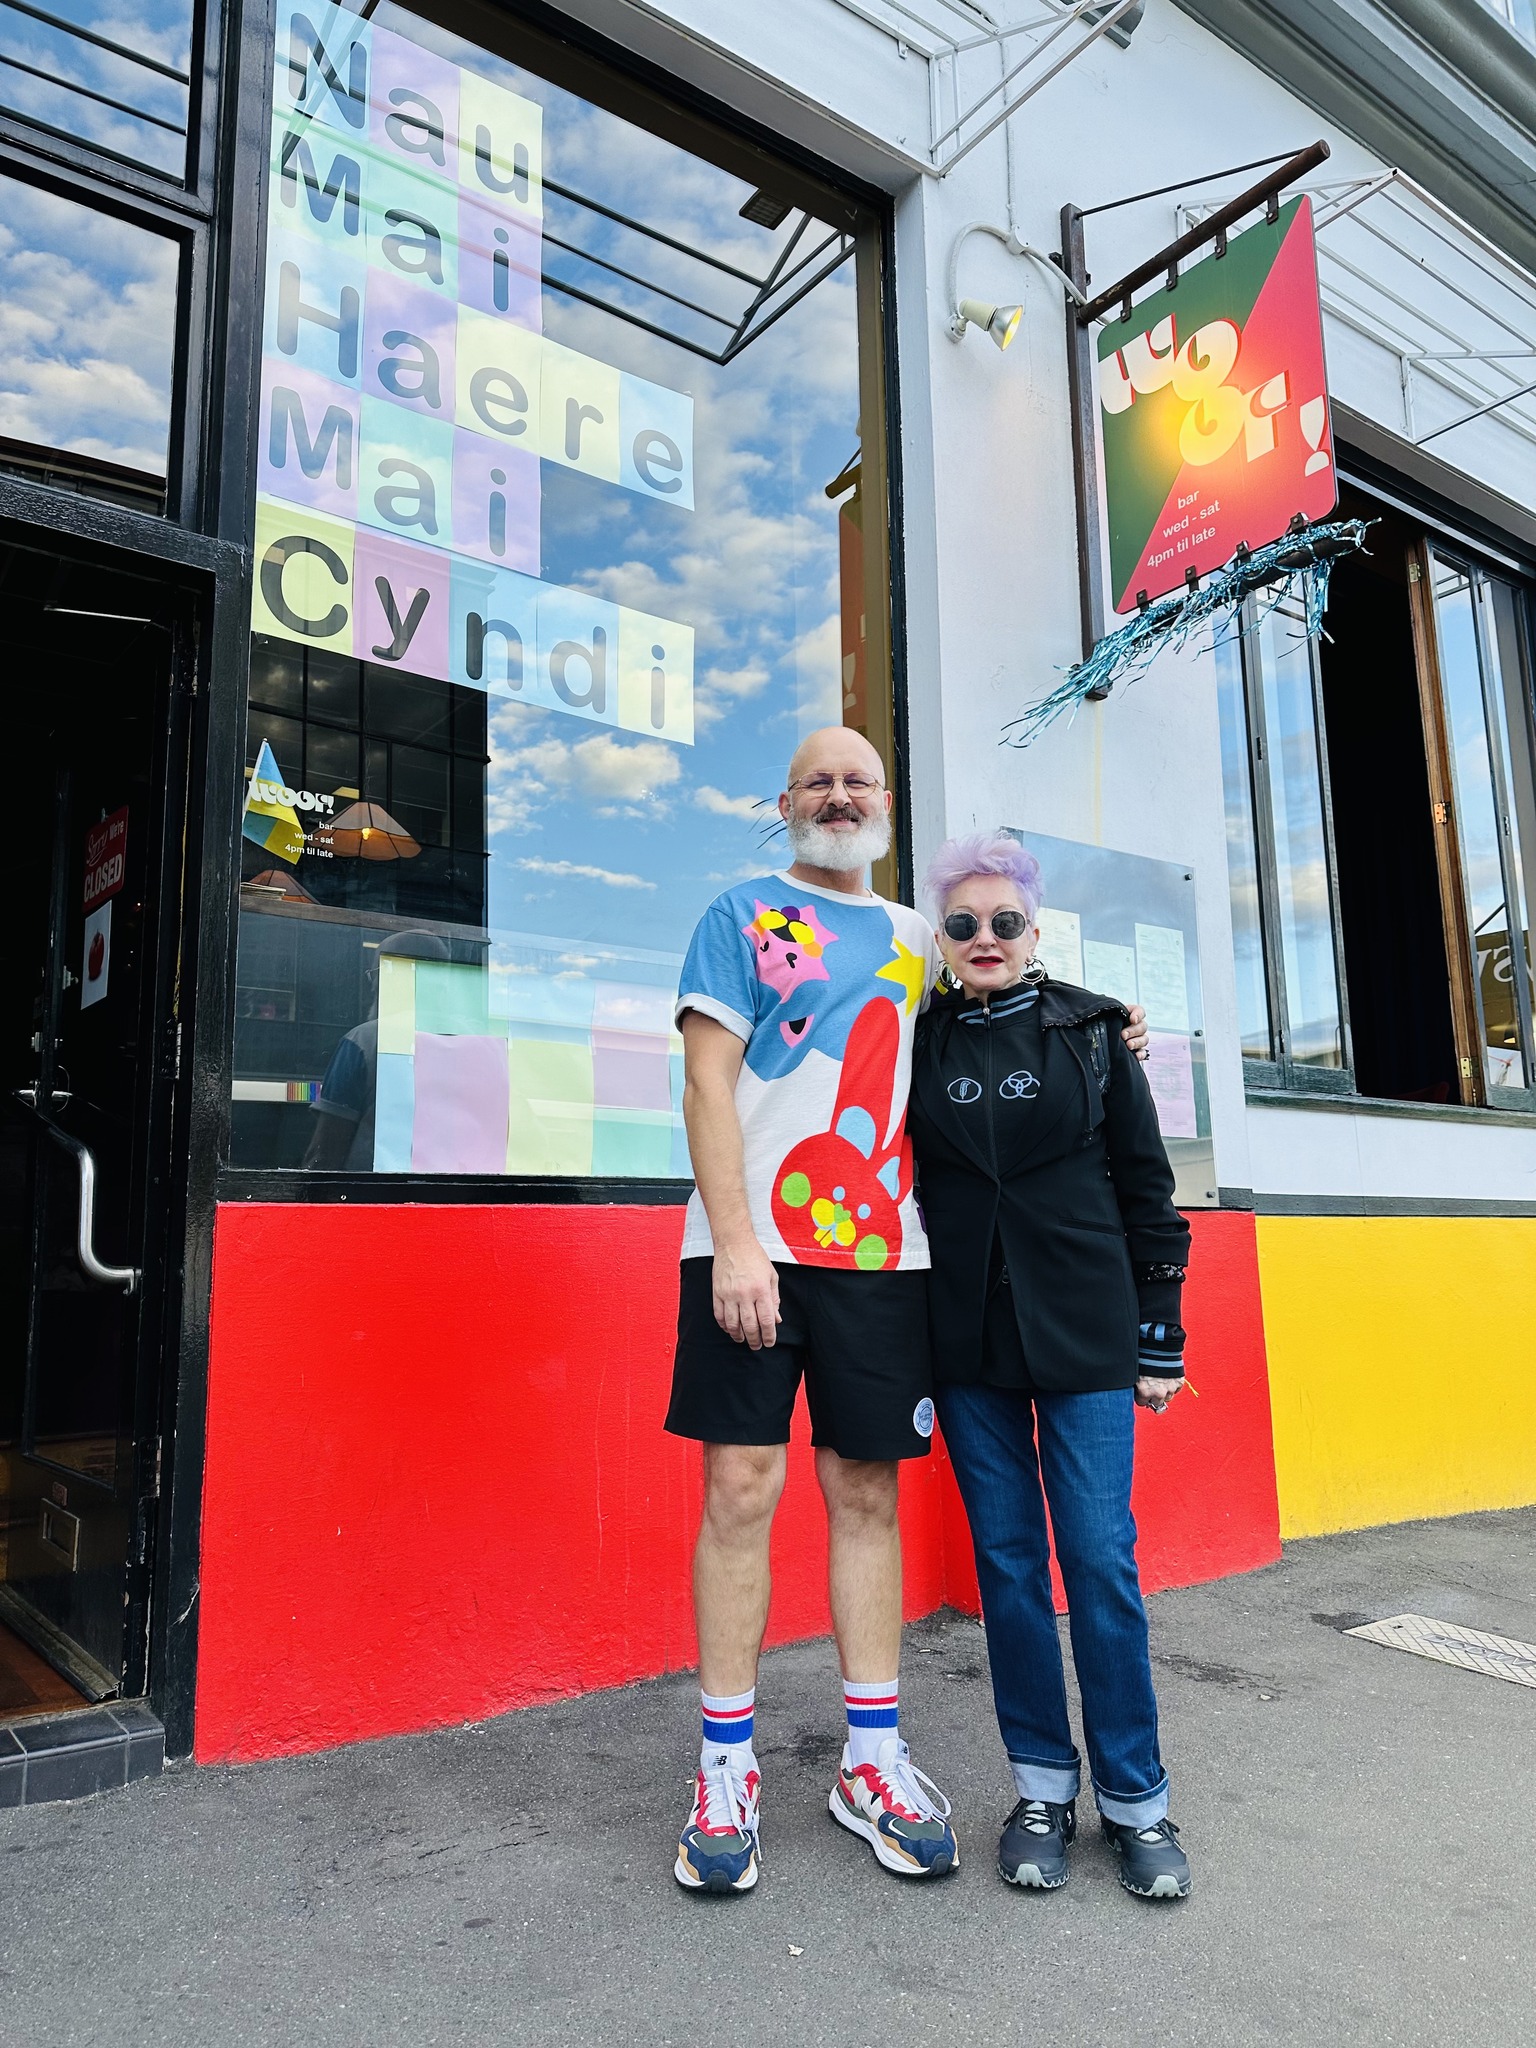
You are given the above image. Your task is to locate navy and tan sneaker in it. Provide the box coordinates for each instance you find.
[998,1797,1076,1889]
[674,1753,762,1894]
[1100,1815,1191,1899]
[829,1737,958,1877]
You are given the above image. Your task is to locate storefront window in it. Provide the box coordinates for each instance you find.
[231,0,892,1176]
[0,0,194,179]
[0,170,179,500]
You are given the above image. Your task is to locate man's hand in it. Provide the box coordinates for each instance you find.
[713,1240,781,1350]
[1134,1375,1183,1414]
[1122,1004,1150,1061]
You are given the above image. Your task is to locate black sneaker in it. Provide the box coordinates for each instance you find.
[998,1797,1075,1889]
[1100,1815,1191,1900]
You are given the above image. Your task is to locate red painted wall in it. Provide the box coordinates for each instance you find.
[195,1204,1277,1764]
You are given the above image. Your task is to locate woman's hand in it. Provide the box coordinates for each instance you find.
[1122,1004,1150,1061]
[1134,1375,1183,1414]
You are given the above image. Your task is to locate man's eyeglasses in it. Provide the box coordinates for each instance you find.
[943,909,1032,943]
[789,772,884,797]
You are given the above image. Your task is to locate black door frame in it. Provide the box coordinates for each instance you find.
[0,474,248,1749]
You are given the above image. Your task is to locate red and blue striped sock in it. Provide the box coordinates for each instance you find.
[844,1677,899,1769]
[700,1685,756,1768]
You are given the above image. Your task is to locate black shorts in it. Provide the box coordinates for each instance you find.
[665,1257,934,1462]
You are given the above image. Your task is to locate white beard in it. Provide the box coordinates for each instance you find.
[786,810,892,872]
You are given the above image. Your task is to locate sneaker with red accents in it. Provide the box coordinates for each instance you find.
[829,1736,958,1877]
[673,1752,762,1894]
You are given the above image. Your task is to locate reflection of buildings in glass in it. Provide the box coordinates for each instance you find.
[240,640,488,930]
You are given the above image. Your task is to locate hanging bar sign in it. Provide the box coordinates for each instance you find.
[1096,196,1336,614]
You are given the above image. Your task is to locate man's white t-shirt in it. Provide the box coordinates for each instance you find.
[675,873,937,1273]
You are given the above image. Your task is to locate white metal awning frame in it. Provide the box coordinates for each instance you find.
[1181,169,1536,458]
[822,0,1142,175]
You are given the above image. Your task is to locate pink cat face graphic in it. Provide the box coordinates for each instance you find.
[743,901,836,1005]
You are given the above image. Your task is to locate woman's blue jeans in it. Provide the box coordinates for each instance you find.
[936,1383,1168,1827]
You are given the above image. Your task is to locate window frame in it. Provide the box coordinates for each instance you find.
[214,0,911,1203]
[1228,592,1356,1096]
[1231,492,1536,1116]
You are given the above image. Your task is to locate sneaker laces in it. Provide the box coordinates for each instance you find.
[1018,1799,1056,1836]
[1131,1817,1179,1845]
[694,1757,752,1838]
[872,1740,952,1825]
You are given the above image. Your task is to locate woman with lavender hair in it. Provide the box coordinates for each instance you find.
[907,831,1193,1902]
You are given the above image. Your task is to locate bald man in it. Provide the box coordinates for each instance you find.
[665,726,957,1894]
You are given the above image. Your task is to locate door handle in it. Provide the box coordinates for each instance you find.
[9,1090,139,1294]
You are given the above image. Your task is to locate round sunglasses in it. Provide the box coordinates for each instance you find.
[943,909,1032,943]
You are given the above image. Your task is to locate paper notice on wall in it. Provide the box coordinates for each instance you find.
[1144,1030,1197,1138]
[1082,939,1138,1007]
[1034,907,1083,986]
[81,901,112,1010]
[1134,922,1190,1032]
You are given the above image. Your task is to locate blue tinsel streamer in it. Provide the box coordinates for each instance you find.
[1001,518,1373,748]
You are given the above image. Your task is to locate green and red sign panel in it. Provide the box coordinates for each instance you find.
[1097,196,1336,614]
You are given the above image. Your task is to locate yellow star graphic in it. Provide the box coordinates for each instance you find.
[877,938,928,1014]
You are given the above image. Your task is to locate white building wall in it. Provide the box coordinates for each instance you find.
[569,0,1536,1206]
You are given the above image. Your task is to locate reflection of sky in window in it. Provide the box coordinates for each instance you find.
[0,0,192,176]
[375,3,862,978]
[1259,606,1341,1066]
[1434,568,1506,938]
[0,172,178,474]
[1213,627,1271,1059]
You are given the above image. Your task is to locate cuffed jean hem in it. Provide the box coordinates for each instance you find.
[1009,1757,1081,1804]
[1094,1773,1170,1828]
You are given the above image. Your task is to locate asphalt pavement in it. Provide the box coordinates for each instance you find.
[3,1506,1535,2048]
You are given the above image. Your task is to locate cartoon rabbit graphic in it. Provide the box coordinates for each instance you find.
[771,996,910,1270]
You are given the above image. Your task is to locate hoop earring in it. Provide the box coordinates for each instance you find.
[939,961,964,993]
[1018,956,1046,986]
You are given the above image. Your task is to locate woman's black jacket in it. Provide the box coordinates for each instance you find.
[908,978,1190,1393]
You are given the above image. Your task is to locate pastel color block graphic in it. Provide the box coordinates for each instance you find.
[414,959,496,1036]
[357,397,454,543]
[448,557,540,697]
[507,1038,594,1175]
[372,1050,415,1171]
[450,429,539,573]
[412,1032,509,1174]
[454,305,542,447]
[365,153,460,301]
[263,222,367,387]
[352,526,450,674]
[617,607,695,748]
[619,370,694,509]
[457,192,541,327]
[539,338,620,482]
[269,117,371,255]
[456,68,543,217]
[591,1109,673,1178]
[252,497,356,655]
[367,24,460,169]
[377,955,416,1054]
[593,1030,672,1111]
[259,362,360,518]
[362,267,457,419]
[277,12,371,139]
[533,582,620,730]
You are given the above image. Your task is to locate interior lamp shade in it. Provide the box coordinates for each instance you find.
[958,298,1022,350]
[327,801,421,861]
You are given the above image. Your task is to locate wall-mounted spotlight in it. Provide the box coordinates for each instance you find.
[955,297,1022,350]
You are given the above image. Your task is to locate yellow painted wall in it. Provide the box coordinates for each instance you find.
[1257,1216,1536,1538]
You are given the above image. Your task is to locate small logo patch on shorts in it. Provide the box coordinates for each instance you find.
[913,1397,935,1437]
